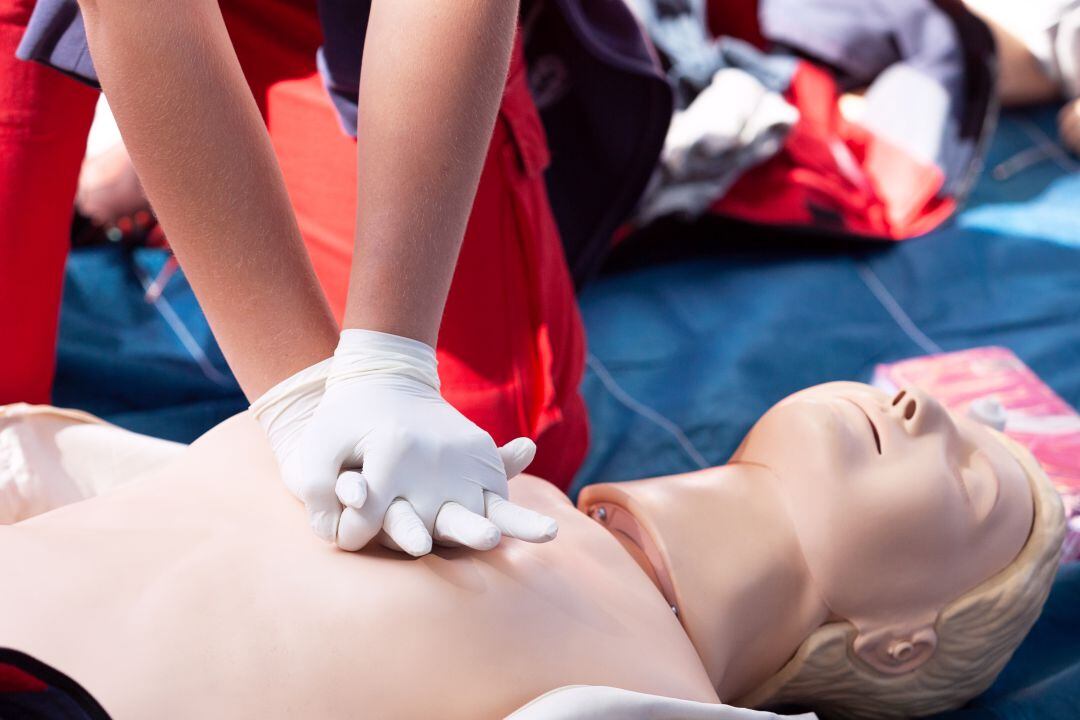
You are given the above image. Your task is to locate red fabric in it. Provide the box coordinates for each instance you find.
[222,0,588,489]
[0,662,47,693]
[712,61,954,239]
[706,0,765,48]
[0,0,96,404]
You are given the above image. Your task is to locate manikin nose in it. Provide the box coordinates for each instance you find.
[891,389,918,420]
[889,387,937,433]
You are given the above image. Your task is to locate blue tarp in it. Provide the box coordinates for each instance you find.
[54,105,1080,718]
[54,247,244,441]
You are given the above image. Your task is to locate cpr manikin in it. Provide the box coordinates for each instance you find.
[0,383,1064,719]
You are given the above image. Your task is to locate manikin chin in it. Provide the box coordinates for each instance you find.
[581,382,1064,719]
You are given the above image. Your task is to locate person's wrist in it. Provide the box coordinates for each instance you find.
[330,329,440,391]
[249,356,333,454]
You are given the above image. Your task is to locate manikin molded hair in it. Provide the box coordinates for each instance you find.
[735,434,1066,720]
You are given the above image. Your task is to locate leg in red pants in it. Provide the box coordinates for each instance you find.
[0,0,96,404]
[221,0,588,489]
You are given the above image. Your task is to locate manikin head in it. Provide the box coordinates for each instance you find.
[580,382,1065,719]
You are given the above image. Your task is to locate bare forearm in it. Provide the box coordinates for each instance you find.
[77,0,338,398]
[963,0,1060,105]
[346,0,520,345]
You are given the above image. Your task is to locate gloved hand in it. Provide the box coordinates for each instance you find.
[254,330,558,556]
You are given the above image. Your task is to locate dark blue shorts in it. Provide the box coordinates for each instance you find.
[0,648,111,720]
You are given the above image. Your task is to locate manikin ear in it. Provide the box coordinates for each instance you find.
[852,623,938,675]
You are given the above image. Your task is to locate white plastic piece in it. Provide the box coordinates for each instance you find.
[507,685,818,720]
[0,404,183,524]
[968,397,1008,432]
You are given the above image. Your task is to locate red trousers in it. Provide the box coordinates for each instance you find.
[0,0,96,405]
[0,0,588,489]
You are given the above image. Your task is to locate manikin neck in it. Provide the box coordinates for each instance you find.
[580,464,830,701]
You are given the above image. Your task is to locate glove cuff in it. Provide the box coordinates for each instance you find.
[330,329,440,391]
[249,356,333,454]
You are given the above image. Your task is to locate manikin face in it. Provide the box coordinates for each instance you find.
[731,382,1034,670]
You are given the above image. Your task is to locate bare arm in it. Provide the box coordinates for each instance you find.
[963,0,1060,106]
[76,0,338,399]
[346,0,520,345]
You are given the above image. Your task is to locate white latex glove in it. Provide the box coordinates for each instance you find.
[288,330,557,556]
[249,356,334,516]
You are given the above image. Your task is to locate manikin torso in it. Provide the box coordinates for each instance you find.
[0,415,718,719]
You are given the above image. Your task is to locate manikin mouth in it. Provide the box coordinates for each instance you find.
[844,398,882,454]
[587,502,681,619]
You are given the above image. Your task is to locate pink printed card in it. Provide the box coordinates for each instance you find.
[873,347,1080,563]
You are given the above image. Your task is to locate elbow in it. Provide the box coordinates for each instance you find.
[75,0,116,20]
[74,0,115,14]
